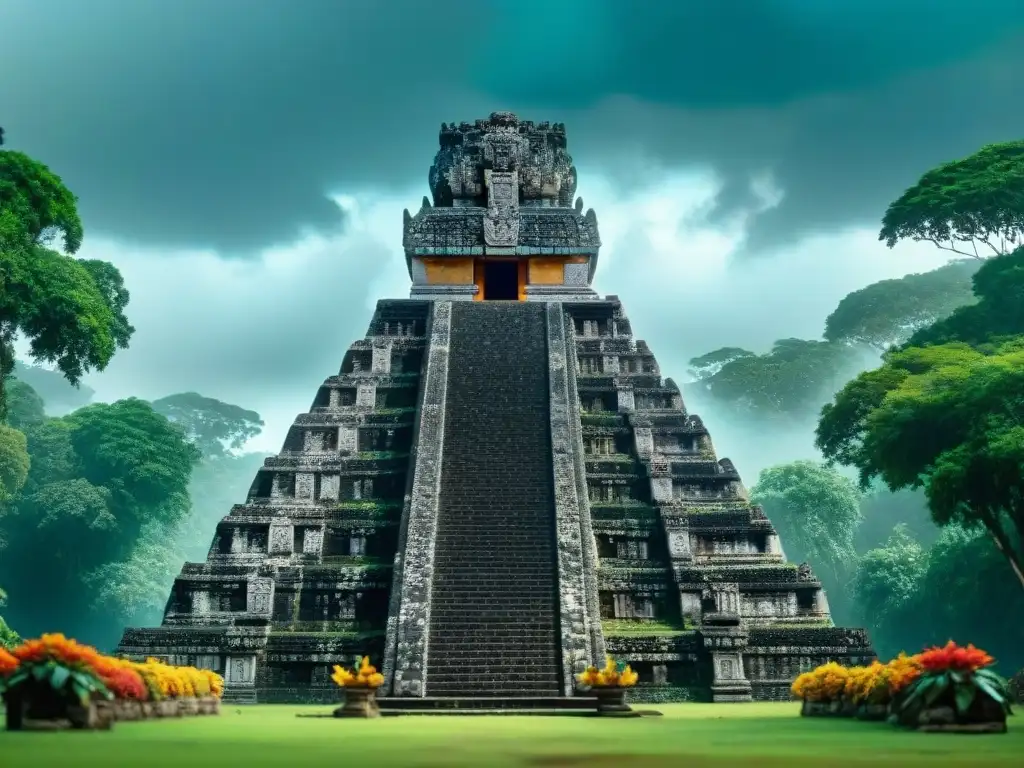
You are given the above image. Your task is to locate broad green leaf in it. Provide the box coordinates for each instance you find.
[49,664,70,690]
[953,681,976,714]
[923,676,949,707]
[974,675,1007,708]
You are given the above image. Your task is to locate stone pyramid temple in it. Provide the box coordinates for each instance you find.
[119,112,874,707]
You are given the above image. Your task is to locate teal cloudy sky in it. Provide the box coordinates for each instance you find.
[2,0,1022,463]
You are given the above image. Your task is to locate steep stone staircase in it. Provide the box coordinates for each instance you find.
[425,301,563,698]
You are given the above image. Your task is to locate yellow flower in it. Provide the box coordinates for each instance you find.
[332,658,383,689]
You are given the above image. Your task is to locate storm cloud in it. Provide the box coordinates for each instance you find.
[2,0,1022,254]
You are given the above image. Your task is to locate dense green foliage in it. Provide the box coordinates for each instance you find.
[0,395,200,643]
[0,373,268,648]
[0,585,18,648]
[687,339,870,421]
[879,139,1024,258]
[0,149,134,417]
[817,315,1024,587]
[854,525,1024,670]
[816,139,1024,671]
[909,244,1024,347]
[750,462,862,624]
[824,259,978,349]
[0,422,30,503]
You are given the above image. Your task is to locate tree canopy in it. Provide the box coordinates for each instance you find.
[0,149,134,417]
[908,245,1024,347]
[686,339,870,421]
[816,338,1024,588]
[853,525,1024,670]
[150,392,264,459]
[0,396,200,641]
[0,585,18,649]
[879,139,1024,258]
[824,259,979,350]
[0,423,29,503]
[851,524,926,631]
[686,347,755,381]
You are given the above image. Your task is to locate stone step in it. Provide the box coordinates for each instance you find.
[429,631,557,643]
[429,597,558,608]
[428,671,565,684]
[430,612,556,623]
[427,682,563,696]
[377,696,595,711]
[427,302,562,695]
[429,637,559,649]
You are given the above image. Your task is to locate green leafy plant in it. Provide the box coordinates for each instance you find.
[896,641,1013,723]
[2,659,111,704]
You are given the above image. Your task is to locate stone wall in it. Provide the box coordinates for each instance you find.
[382,302,451,697]
[117,300,432,703]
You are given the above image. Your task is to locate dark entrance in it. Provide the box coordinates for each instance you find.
[483,260,519,300]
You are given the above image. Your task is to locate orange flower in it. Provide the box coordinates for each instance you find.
[918,641,994,673]
[11,634,104,671]
[0,647,18,677]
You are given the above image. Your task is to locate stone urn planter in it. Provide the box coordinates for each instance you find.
[592,686,635,716]
[333,686,381,718]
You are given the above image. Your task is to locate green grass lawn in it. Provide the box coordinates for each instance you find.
[0,703,1021,767]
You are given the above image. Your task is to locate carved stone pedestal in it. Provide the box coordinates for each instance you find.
[592,687,637,717]
[333,687,381,718]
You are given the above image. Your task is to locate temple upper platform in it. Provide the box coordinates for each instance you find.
[403,112,601,302]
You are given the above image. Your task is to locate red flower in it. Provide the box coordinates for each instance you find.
[97,666,148,700]
[918,641,994,673]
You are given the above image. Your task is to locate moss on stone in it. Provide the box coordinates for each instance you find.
[601,619,692,637]
[333,500,402,513]
[268,629,386,639]
[319,555,389,566]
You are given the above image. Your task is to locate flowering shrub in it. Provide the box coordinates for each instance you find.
[791,661,850,702]
[0,635,224,706]
[12,633,105,670]
[332,657,385,689]
[794,654,923,706]
[897,641,1011,721]
[917,641,993,673]
[576,657,639,688]
[93,659,148,701]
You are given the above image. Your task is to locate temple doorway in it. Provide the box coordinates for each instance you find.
[482,260,519,300]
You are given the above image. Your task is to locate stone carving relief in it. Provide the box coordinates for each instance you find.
[295,473,315,501]
[355,384,376,408]
[246,578,273,614]
[483,170,520,247]
[705,583,740,614]
[269,524,292,555]
[303,527,324,555]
